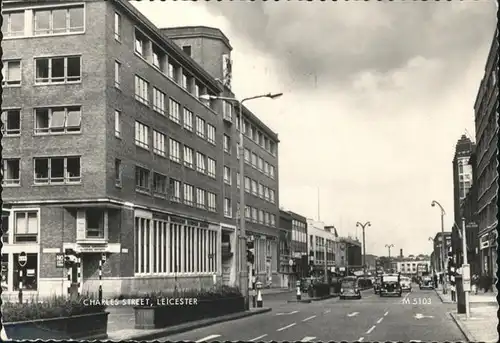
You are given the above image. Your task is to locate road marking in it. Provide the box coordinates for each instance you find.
[414,313,434,319]
[366,325,376,334]
[195,334,221,342]
[410,340,422,342]
[276,310,299,316]
[302,315,317,322]
[249,334,268,341]
[277,323,296,331]
[323,309,331,314]
[384,311,389,316]
[301,336,317,342]
[358,337,365,342]
[376,317,383,324]
[347,312,359,317]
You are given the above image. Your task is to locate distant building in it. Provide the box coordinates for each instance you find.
[395,259,431,276]
[433,232,452,274]
[338,236,362,273]
[278,209,293,287]
[306,220,338,278]
[287,211,308,282]
[364,254,378,271]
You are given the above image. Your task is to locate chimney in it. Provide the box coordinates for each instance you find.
[400,249,403,257]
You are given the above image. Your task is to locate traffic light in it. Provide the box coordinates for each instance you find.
[246,241,255,265]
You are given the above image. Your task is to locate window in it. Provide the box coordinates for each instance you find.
[184,184,194,206]
[33,6,84,35]
[184,108,193,131]
[194,84,200,98]
[258,157,264,171]
[207,124,216,144]
[35,56,81,84]
[223,135,231,153]
[223,100,233,121]
[244,149,250,162]
[271,214,276,227]
[270,189,275,203]
[169,98,181,124]
[170,179,181,202]
[184,146,194,168]
[251,153,257,166]
[2,159,20,186]
[34,156,81,184]
[34,106,81,134]
[251,208,258,222]
[168,61,181,83]
[153,130,166,157]
[249,126,255,140]
[236,172,240,188]
[114,12,121,41]
[207,157,216,178]
[244,177,250,192]
[152,44,166,72]
[207,192,217,212]
[182,45,192,56]
[152,88,166,115]
[135,29,148,56]
[2,60,21,86]
[135,166,150,192]
[224,166,231,185]
[264,212,270,225]
[196,188,206,209]
[153,173,167,196]
[236,114,241,131]
[258,210,264,224]
[243,120,249,135]
[251,180,257,195]
[224,198,232,218]
[196,152,206,174]
[4,11,25,38]
[182,73,191,90]
[196,116,206,138]
[1,109,21,136]
[258,132,264,147]
[114,61,121,88]
[115,159,122,187]
[258,183,264,198]
[245,206,250,219]
[264,187,270,201]
[270,165,275,179]
[135,121,149,149]
[135,76,149,105]
[270,141,276,155]
[114,110,121,138]
[169,139,181,163]
[252,128,258,142]
[12,253,38,291]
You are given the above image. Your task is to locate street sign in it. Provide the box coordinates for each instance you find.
[55,253,64,268]
[462,264,471,292]
[18,252,27,267]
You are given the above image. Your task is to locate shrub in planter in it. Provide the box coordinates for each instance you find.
[2,294,108,340]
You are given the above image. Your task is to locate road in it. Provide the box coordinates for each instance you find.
[158,285,465,342]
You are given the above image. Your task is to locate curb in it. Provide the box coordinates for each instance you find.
[287,299,312,303]
[435,289,454,304]
[107,308,272,341]
[448,312,475,342]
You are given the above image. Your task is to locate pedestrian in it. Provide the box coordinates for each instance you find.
[472,274,478,295]
[450,283,456,302]
[433,274,438,288]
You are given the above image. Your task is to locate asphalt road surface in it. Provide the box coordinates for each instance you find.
[159,285,465,342]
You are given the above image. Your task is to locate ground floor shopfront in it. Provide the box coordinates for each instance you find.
[479,228,497,284]
[1,201,245,299]
[247,230,279,288]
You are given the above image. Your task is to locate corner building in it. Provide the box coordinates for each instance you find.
[1,0,280,298]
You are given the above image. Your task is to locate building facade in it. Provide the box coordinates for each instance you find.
[473,29,498,280]
[278,209,292,288]
[306,220,338,278]
[289,211,308,280]
[395,259,431,276]
[1,0,280,298]
[451,134,475,268]
[433,232,452,275]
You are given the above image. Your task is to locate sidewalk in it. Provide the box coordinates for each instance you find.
[107,307,271,341]
[260,287,293,295]
[435,287,498,306]
[449,305,498,342]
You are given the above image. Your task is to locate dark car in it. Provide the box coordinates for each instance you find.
[419,276,434,290]
[379,274,402,297]
[340,276,361,300]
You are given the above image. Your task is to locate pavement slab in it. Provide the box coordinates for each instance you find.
[450,306,498,342]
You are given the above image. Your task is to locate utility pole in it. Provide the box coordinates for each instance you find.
[462,217,470,319]
[356,222,371,276]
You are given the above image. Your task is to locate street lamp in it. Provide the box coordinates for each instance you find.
[431,200,448,294]
[385,244,394,272]
[199,92,283,310]
[356,221,371,276]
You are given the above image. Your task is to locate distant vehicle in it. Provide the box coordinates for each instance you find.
[340,276,361,300]
[419,276,434,290]
[379,274,402,297]
[400,277,412,292]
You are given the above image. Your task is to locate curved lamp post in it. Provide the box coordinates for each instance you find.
[356,221,370,275]
[200,92,283,310]
[431,200,448,294]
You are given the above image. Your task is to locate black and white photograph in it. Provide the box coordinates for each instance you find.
[0,0,498,341]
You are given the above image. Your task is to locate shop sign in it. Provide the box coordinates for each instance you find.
[56,253,64,268]
[78,244,107,253]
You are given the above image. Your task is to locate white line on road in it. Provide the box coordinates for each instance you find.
[249,334,268,341]
[366,325,376,334]
[358,337,365,342]
[302,315,317,322]
[347,312,359,317]
[277,323,296,331]
[376,317,383,324]
[301,336,317,342]
[275,310,299,316]
[323,309,331,314]
[195,334,221,342]
[384,311,389,316]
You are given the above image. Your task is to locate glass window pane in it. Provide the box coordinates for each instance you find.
[35,159,49,180]
[51,58,65,81]
[50,109,66,128]
[27,213,38,234]
[66,108,81,127]
[36,59,49,82]
[50,158,65,180]
[10,12,25,35]
[52,9,67,33]
[15,213,27,234]
[8,62,21,81]
[34,10,50,34]
[67,57,81,80]
[69,7,84,31]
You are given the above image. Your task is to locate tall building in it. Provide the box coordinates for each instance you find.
[1,0,279,298]
[288,211,308,280]
[473,29,498,279]
[451,134,475,267]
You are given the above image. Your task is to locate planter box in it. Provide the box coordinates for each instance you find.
[3,311,109,340]
[134,296,244,329]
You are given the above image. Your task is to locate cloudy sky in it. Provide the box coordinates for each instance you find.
[132,0,497,257]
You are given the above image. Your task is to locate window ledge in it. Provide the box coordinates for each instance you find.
[2,134,21,138]
[34,81,82,87]
[34,132,82,137]
[77,239,108,244]
[2,184,21,188]
[33,182,82,187]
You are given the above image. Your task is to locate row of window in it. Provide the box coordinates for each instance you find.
[133,165,217,212]
[2,55,82,87]
[2,106,82,137]
[2,157,81,186]
[242,148,276,180]
[3,5,84,39]
[134,217,218,275]
[239,204,277,228]
[236,115,277,157]
[236,173,276,204]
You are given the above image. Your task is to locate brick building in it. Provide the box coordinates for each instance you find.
[1,0,279,298]
[473,29,498,280]
[432,232,452,275]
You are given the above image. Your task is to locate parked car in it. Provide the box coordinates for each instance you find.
[379,274,402,297]
[400,277,412,292]
[340,276,362,300]
[419,276,434,290]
